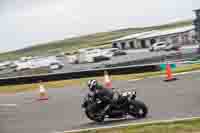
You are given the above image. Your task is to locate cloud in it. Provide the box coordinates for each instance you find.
[0,0,199,52]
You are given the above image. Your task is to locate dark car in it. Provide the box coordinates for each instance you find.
[108,48,127,56]
[113,50,127,56]
[93,56,110,62]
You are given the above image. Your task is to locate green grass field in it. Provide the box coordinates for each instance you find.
[71,118,200,133]
[0,19,192,61]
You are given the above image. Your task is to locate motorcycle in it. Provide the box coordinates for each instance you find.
[82,89,148,122]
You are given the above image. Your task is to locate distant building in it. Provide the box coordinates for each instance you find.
[111,25,197,49]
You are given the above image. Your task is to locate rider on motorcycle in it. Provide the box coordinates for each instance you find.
[87,79,119,115]
[84,80,148,122]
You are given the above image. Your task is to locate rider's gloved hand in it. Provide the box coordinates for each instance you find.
[112,91,120,104]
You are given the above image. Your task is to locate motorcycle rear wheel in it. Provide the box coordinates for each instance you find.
[129,100,148,119]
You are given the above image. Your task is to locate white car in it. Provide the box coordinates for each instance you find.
[149,42,180,52]
[31,56,64,70]
[77,48,110,63]
[67,55,78,64]
[14,56,64,71]
[0,61,12,70]
[149,42,167,51]
[100,49,114,58]
[14,61,32,71]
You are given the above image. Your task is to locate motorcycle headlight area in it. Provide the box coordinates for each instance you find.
[122,91,136,97]
[132,91,136,96]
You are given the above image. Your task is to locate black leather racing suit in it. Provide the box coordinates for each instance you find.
[95,85,113,103]
[90,84,118,115]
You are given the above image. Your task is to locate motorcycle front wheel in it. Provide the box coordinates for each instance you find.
[85,108,105,122]
[128,100,148,119]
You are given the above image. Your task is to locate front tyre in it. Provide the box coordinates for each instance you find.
[85,108,105,123]
[129,100,148,119]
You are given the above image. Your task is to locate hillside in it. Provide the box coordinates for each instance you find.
[0,19,193,61]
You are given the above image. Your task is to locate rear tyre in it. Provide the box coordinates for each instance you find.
[129,100,148,119]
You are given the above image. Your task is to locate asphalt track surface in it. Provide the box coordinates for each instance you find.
[1,71,200,133]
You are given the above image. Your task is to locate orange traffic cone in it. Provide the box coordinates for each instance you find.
[104,71,112,88]
[164,63,177,82]
[38,83,49,101]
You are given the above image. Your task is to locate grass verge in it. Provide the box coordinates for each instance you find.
[1,63,200,93]
[67,118,200,133]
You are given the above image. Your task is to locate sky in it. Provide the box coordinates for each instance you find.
[0,0,199,53]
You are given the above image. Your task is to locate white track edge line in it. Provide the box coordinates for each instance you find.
[58,116,200,133]
[127,70,200,82]
[147,70,200,79]
[0,104,18,107]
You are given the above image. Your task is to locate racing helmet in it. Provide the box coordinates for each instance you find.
[88,79,97,91]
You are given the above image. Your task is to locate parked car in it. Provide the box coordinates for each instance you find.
[49,63,64,70]
[101,48,127,57]
[164,43,181,51]
[14,61,32,71]
[32,56,64,70]
[112,49,127,56]
[149,42,180,52]
[77,48,111,63]
[14,56,64,71]
[0,61,12,70]
[93,56,110,62]
[149,42,166,51]
[67,55,78,64]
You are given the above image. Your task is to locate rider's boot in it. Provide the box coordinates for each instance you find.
[100,105,110,116]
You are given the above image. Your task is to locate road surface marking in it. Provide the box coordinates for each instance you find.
[0,104,18,107]
[127,70,200,82]
[128,78,144,82]
[60,116,200,133]
[146,70,200,79]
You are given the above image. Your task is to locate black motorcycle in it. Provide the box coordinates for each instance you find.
[82,89,148,122]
